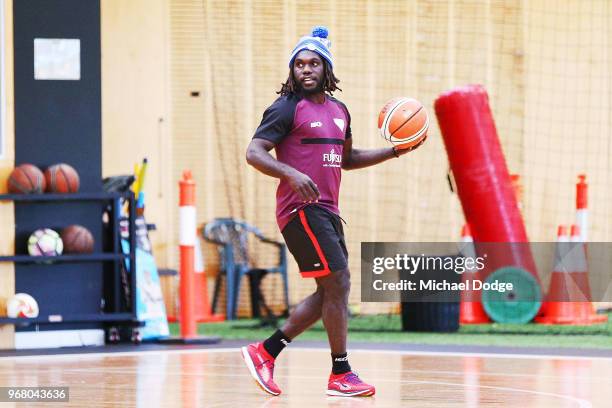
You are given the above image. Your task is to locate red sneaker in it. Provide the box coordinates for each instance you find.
[327,371,375,397]
[241,342,281,396]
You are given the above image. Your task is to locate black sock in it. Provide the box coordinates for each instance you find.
[262,329,291,359]
[331,352,351,375]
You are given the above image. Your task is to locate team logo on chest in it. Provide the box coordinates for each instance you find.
[323,148,342,168]
[333,118,345,132]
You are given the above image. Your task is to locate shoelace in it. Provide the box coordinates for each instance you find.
[344,373,363,385]
[257,359,275,371]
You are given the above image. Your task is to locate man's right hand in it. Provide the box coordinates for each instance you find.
[246,139,320,202]
[285,169,321,202]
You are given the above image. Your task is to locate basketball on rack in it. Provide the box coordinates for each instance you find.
[378,97,429,150]
[6,293,39,318]
[7,163,46,194]
[44,163,80,193]
[61,224,95,254]
[27,228,64,256]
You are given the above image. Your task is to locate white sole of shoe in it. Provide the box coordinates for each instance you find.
[326,388,375,397]
[241,347,280,396]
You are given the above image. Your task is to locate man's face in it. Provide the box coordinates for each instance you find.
[292,50,325,94]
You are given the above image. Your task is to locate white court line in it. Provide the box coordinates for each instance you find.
[394,379,592,408]
[0,347,239,361]
[1,345,611,362]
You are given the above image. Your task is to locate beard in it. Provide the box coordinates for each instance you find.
[297,78,324,95]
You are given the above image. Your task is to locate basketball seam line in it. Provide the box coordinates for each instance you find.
[382,99,407,141]
[35,239,46,256]
[390,105,424,138]
[391,115,429,144]
[8,177,29,193]
[66,228,81,252]
[50,168,57,192]
[21,167,37,192]
[58,166,71,192]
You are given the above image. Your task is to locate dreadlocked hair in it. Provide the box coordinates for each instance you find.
[277,59,342,96]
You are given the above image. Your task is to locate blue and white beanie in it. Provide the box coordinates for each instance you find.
[289,26,333,69]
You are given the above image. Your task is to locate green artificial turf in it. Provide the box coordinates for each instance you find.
[169,311,612,350]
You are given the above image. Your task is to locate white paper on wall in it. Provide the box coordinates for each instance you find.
[34,38,80,80]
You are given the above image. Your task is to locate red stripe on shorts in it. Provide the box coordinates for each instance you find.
[301,269,331,278]
[298,209,331,278]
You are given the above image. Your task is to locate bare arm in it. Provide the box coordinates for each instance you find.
[341,136,425,170]
[246,138,320,202]
[341,138,396,170]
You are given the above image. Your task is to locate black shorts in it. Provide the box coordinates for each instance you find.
[281,205,348,278]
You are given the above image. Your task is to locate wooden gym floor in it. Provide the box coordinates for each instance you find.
[0,346,610,407]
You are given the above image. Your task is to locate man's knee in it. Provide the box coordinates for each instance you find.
[335,268,351,295]
[317,268,350,297]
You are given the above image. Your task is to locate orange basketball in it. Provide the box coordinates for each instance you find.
[45,163,80,193]
[7,164,46,194]
[378,97,429,150]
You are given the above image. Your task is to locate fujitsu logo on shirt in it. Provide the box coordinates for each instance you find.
[323,148,342,167]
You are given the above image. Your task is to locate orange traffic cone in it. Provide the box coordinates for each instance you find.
[575,175,588,242]
[535,225,607,325]
[160,171,220,344]
[194,235,225,322]
[568,225,594,303]
[536,225,569,321]
[459,224,490,324]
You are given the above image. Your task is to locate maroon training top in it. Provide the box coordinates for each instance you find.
[253,94,352,230]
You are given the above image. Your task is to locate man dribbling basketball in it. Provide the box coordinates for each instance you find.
[242,26,423,397]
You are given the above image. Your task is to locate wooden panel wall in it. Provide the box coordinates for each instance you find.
[0,0,15,348]
[101,0,173,267]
